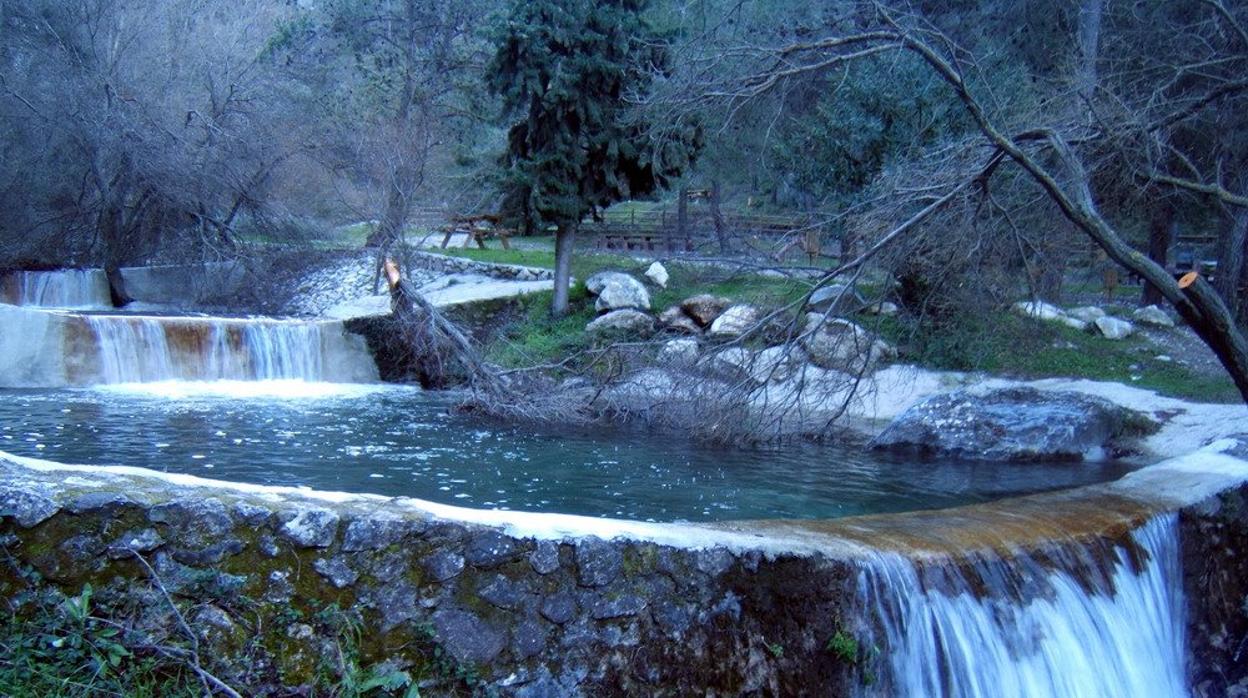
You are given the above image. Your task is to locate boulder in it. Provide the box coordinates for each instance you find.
[585,270,629,295]
[869,387,1155,462]
[703,347,754,378]
[806,284,865,316]
[658,338,700,367]
[864,301,900,317]
[681,295,733,327]
[658,305,701,334]
[708,304,761,337]
[800,313,895,373]
[585,309,655,336]
[1012,300,1065,321]
[1067,306,1107,323]
[1133,305,1175,328]
[749,346,806,383]
[595,276,651,313]
[1094,316,1135,340]
[644,262,669,288]
[1057,316,1089,332]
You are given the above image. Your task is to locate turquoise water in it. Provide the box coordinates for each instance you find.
[0,384,1136,522]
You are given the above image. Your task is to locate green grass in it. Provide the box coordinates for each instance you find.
[869,310,1241,403]
[444,245,1239,403]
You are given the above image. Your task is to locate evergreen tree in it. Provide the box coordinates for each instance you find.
[488,0,700,315]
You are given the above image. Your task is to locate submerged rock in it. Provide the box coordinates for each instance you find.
[869,387,1155,462]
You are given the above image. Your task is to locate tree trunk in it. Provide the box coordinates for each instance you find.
[710,180,728,254]
[1143,201,1174,305]
[1216,207,1247,324]
[1076,0,1103,104]
[551,223,576,316]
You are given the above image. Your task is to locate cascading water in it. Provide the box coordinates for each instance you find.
[6,269,111,308]
[857,513,1186,698]
[86,315,327,383]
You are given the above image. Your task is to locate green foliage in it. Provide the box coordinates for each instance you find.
[826,630,860,664]
[0,584,199,697]
[487,0,701,231]
[772,53,965,208]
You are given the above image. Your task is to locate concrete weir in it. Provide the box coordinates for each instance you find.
[1,440,1247,696]
[0,304,378,387]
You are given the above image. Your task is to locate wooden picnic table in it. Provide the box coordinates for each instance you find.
[439,214,512,250]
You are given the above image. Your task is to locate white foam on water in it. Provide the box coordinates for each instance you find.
[92,380,406,400]
[859,513,1187,698]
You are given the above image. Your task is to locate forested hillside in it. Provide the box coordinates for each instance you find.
[1,0,1245,386]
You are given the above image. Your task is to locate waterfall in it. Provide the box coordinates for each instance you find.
[858,514,1186,698]
[6,269,111,308]
[86,315,327,383]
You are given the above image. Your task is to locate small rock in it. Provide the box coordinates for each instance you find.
[680,295,733,327]
[0,490,60,528]
[708,304,762,337]
[372,581,420,631]
[106,528,165,559]
[644,262,669,288]
[704,347,754,378]
[478,574,524,609]
[1133,305,1175,328]
[278,507,340,548]
[313,557,359,589]
[1057,316,1089,332]
[424,549,466,582]
[694,547,735,576]
[342,513,412,552]
[513,619,550,659]
[540,592,578,625]
[68,492,133,513]
[1094,316,1135,340]
[529,541,561,575]
[433,610,506,664]
[464,530,520,568]
[590,594,646,620]
[585,309,655,336]
[575,538,622,587]
[658,305,701,334]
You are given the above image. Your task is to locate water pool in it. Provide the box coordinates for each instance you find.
[0,383,1137,522]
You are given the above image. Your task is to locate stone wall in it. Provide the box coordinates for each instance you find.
[0,456,861,696]
[4,444,1248,696]
[405,251,553,282]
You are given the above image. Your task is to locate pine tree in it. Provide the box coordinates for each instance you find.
[488,0,700,315]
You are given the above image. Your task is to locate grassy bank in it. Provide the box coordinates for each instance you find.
[436,246,1241,404]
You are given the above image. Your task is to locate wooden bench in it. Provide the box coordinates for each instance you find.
[438,214,512,250]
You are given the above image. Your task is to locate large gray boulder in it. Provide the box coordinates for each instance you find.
[1133,305,1175,328]
[586,309,654,336]
[869,387,1155,462]
[585,270,628,295]
[595,275,651,313]
[1094,316,1135,340]
[799,313,895,373]
[681,295,733,327]
[658,305,701,334]
[806,284,864,316]
[708,304,762,337]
